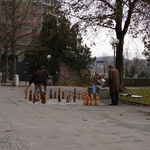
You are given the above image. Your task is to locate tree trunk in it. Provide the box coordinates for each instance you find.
[13,54,17,74]
[5,56,9,82]
[116,38,124,91]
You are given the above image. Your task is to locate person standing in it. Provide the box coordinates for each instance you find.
[108,65,120,105]
[28,67,44,101]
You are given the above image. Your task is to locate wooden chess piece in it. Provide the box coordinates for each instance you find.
[58,88,61,102]
[87,96,91,106]
[54,91,56,99]
[73,88,76,102]
[62,91,65,99]
[49,89,53,99]
[37,91,40,101]
[91,94,94,106]
[95,93,100,106]
[79,92,82,100]
[41,92,46,104]
[24,89,28,100]
[29,89,32,101]
[33,95,36,103]
[66,95,69,103]
[69,91,72,102]
[83,96,87,105]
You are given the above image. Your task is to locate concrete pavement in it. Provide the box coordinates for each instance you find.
[0,85,150,150]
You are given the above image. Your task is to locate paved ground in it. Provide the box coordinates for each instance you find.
[0,85,150,150]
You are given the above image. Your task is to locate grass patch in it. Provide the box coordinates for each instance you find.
[120,88,150,105]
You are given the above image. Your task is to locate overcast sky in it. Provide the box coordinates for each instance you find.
[83,29,145,60]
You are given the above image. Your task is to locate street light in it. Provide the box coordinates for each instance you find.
[47,55,51,75]
[110,37,119,66]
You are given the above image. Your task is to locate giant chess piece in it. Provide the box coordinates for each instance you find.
[86,92,89,105]
[29,89,32,101]
[33,95,36,103]
[87,95,91,106]
[66,95,69,103]
[41,92,46,104]
[58,88,61,102]
[83,96,87,105]
[49,89,53,99]
[69,91,72,102]
[73,88,76,102]
[79,92,82,100]
[37,91,40,101]
[24,89,28,100]
[62,91,65,99]
[54,91,56,99]
[24,85,30,100]
[95,93,100,106]
[90,93,94,106]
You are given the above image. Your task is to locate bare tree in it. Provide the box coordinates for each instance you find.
[60,0,150,88]
[0,0,38,81]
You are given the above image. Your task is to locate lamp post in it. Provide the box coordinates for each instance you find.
[110,37,119,66]
[47,55,51,75]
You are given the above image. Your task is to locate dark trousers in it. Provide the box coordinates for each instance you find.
[110,92,119,105]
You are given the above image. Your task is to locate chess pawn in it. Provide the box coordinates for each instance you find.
[37,91,40,101]
[86,92,89,105]
[29,89,32,101]
[54,91,56,99]
[62,91,65,99]
[33,95,36,103]
[69,91,72,102]
[79,92,82,100]
[42,92,46,104]
[95,93,100,106]
[90,94,94,106]
[46,92,48,100]
[49,89,53,99]
[24,89,28,100]
[60,89,62,100]
[87,96,91,106]
[66,95,69,103]
[58,88,61,102]
[83,96,87,105]
[24,85,29,100]
[73,88,76,102]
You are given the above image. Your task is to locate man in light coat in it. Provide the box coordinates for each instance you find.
[108,65,120,105]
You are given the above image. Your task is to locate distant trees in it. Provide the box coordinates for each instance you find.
[25,13,95,84]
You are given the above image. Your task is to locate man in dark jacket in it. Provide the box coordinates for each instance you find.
[108,65,120,105]
[29,67,44,101]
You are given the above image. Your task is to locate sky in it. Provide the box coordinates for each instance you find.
[83,29,145,60]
